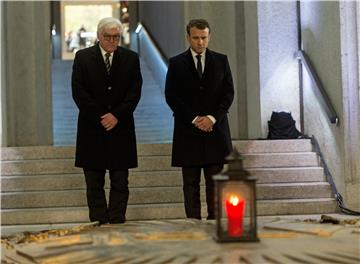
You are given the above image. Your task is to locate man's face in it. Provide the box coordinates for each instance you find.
[187,27,210,54]
[98,27,121,53]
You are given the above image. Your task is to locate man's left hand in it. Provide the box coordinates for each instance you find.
[195,116,213,132]
[101,113,118,131]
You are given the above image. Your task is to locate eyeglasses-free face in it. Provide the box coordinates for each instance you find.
[98,27,121,53]
[187,27,210,54]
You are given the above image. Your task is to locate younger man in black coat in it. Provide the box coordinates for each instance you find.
[165,19,234,220]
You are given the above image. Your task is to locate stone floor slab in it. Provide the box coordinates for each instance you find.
[1,215,359,264]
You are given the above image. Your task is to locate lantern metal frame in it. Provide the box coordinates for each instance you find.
[213,149,259,242]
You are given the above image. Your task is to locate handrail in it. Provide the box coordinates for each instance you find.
[311,135,360,215]
[135,22,168,92]
[135,22,169,65]
[297,50,339,125]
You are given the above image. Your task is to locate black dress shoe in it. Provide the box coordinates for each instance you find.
[187,216,202,220]
[110,219,126,224]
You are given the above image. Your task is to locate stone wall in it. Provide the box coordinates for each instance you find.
[1,1,53,146]
[300,0,360,209]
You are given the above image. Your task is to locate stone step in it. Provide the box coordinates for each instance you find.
[0,139,312,161]
[233,139,312,153]
[1,167,325,192]
[1,171,181,191]
[0,144,171,161]
[0,139,333,227]
[1,152,319,176]
[1,183,332,209]
[0,198,337,225]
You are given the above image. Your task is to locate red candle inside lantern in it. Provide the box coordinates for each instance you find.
[225,195,246,236]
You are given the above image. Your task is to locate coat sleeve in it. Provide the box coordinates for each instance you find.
[111,54,142,119]
[165,58,197,124]
[71,52,106,119]
[213,56,234,123]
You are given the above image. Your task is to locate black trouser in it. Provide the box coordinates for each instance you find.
[83,169,129,224]
[182,164,223,220]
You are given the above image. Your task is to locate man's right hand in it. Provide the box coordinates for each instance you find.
[101,113,118,131]
[194,116,213,132]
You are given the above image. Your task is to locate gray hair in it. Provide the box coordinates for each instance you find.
[97,17,123,34]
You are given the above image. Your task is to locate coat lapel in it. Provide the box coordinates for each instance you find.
[181,48,213,80]
[181,49,199,79]
[93,43,108,77]
[202,49,213,80]
[111,47,127,75]
[93,44,126,77]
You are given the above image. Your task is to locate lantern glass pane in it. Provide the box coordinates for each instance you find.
[220,181,254,238]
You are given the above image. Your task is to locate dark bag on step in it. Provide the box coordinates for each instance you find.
[267,111,302,139]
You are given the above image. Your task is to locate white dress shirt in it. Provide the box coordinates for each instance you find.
[190,48,205,73]
[189,48,216,125]
[99,45,114,66]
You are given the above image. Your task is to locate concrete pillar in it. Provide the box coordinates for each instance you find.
[2,1,53,146]
[129,1,139,52]
[244,1,261,139]
[51,2,61,59]
[1,1,6,146]
[258,1,299,137]
[339,1,360,210]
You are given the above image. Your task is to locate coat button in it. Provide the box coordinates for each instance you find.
[199,86,204,90]
[107,105,112,110]
[108,86,112,90]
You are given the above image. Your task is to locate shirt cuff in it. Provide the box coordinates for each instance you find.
[192,116,199,124]
[207,115,216,124]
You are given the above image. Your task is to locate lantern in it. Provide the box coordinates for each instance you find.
[213,148,259,242]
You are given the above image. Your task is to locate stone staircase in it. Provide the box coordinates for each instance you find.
[1,139,337,230]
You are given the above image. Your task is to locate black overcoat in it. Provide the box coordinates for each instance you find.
[72,44,142,170]
[165,49,234,167]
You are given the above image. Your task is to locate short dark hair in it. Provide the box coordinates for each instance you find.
[186,19,211,35]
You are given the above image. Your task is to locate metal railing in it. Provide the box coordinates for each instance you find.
[297,50,339,125]
[135,23,168,92]
[311,135,360,215]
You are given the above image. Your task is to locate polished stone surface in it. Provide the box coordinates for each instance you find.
[1,215,359,264]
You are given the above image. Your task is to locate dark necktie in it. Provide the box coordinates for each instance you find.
[196,54,202,79]
[105,52,111,74]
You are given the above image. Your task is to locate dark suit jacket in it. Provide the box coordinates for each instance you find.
[165,48,234,167]
[72,44,142,169]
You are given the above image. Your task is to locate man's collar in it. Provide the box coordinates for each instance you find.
[99,44,114,56]
[190,48,206,58]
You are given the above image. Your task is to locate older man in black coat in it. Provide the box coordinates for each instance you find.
[165,19,234,220]
[72,17,142,224]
